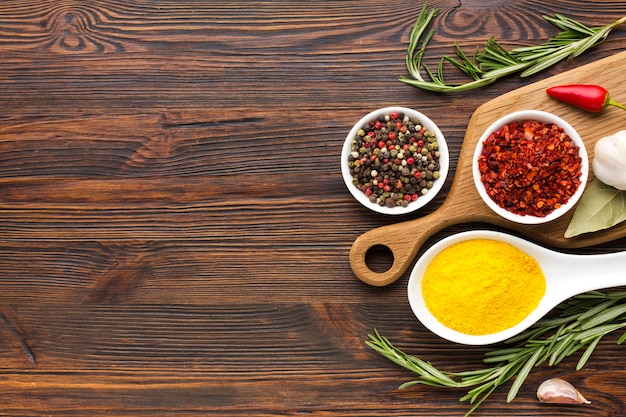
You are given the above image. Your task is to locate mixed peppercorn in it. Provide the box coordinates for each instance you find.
[477,120,583,217]
[347,111,442,208]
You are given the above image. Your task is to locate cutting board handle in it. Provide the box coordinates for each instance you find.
[349,210,457,286]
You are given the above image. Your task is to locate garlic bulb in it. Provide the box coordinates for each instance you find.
[592,130,626,190]
[537,378,591,405]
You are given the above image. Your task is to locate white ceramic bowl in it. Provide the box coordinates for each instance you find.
[341,107,449,215]
[472,110,588,224]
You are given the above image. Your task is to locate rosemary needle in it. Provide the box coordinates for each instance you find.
[366,290,626,416]
[401,2,626,93]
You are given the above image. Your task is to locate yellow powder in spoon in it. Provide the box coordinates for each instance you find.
[421,238,546,336]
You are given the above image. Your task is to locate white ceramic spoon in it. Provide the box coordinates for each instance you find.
[408,230,626,345]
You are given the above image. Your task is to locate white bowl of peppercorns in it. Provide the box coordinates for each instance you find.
[342,107,449,215]
[472,110,589,224]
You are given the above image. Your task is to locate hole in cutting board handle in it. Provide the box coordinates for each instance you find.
[364,244,394,273]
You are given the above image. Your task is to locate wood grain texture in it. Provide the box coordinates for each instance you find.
[1,0,626,416]
[351,52,626,286]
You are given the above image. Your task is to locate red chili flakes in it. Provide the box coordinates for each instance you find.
[477,120,583,217]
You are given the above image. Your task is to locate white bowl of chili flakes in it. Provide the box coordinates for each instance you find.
[472,110,588,225]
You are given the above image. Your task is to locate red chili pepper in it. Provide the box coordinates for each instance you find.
[546,84,626,113]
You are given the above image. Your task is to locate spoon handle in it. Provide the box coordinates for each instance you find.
[548,250,626,300]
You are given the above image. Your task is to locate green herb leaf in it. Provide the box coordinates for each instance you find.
[577,335,602,370]
[401,2,626,93]
[565,179,626,238]
[580,304,626,330]
[507,347,544,402]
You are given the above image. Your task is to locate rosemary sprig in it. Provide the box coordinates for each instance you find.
[401,3,626,93]
[366,290,626,416]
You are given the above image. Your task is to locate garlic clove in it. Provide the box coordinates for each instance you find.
[537,378,591,405]
[592,130,626,190]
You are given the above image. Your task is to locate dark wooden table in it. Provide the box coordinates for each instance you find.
[1,1,625,416]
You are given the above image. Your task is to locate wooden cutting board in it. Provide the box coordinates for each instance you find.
[351,51,626,286]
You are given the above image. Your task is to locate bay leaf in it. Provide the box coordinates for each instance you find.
[565,179,626,238]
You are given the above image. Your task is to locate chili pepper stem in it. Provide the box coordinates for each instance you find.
[607,99,626,112]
